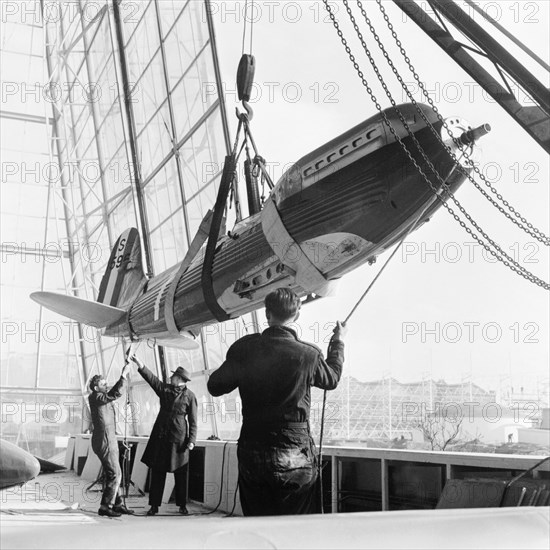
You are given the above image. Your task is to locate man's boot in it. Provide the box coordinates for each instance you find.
[98,505,122,518]
[113,504,135,515]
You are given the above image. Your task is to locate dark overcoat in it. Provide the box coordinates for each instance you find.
[139,366,198,472]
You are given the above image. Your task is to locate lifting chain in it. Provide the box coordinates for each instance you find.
[372,0,549,246]
[322,0,549,290]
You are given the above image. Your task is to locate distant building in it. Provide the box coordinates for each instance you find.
[517,408,550,447]
[309,376,536,445]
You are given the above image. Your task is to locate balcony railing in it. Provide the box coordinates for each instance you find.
[65,435,550,515]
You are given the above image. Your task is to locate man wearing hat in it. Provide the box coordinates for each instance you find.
[129,356,197,516]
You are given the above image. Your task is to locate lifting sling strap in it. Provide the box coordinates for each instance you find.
[201,154,238,322]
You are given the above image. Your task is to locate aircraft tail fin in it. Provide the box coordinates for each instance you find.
[97,227,146,309]
[30,228,145,328]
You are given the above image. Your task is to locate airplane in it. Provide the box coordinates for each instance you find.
[30,103,489,349]
[0,439,41,491]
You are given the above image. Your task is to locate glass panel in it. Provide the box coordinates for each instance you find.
[164,344,207,375]
[121,0,152,45]
[128,345,162,436]
[189,374,218,440]
[125,4,161,87]
[212,389,242,442]
[149,211,186,272]
[202,316,257,441]
[130,382,160,436]
[2,0,229,445]
[132,51,167,127]
[171,47,216,136]
[180,110,226,238]
[107,189,136,239]
[136,104,173,179]
[101,343,127,385]
[97,104,126,164]
[0,393,84,460]
[1,354,38,388]
[143,158,183,233]
[158,0,187,39]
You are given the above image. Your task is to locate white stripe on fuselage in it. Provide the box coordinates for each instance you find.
[153,272,176,321]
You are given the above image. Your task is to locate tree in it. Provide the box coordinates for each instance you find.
[413,412,463,451]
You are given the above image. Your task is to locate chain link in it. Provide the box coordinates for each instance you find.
[322,0,549,290]
[373,0,549,246]
[340,1,542,281]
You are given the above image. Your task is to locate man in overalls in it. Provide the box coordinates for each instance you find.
[88,363,134,517]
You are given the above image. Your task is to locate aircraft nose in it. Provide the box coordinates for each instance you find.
[22,453,41,482]
[0,439,41,489]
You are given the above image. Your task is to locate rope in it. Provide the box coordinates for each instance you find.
[318,197,436,513]
[250,0,254,54]
[241,0,254,55]
[318,389,328,513]
[241,0,248,55]
[344,198,435,325]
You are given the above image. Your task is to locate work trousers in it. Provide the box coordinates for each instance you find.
[149,464,189,507]
[93,444,122,507]
[237,428,318,516]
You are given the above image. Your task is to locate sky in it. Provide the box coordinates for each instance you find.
[209,0,549,391]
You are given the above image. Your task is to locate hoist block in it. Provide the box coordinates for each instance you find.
[237,54,255,102]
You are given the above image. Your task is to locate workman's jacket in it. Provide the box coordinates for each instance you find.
[139,366,198,472]
[207,325,345,441]
[88,376,126,456]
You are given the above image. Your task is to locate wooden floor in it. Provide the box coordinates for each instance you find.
[0,469,226,522]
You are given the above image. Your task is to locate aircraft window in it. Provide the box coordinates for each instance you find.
[366,128,380,140]
[339,145,349,155]
[327,153,337,163]
[304,167,313,177]
[352,137,362,147]
[315,160,324,169]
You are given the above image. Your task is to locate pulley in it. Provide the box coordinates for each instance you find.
[237,54,255,102]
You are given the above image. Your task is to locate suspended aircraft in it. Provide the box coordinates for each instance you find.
[30,102,489,348]
[6,2,548,549]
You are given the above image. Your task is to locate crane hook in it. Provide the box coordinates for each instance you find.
[236,100,254,123]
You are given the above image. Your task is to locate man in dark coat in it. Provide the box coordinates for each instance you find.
[207,287,346,516]
[88,363,134,517]
[129,356,197,516]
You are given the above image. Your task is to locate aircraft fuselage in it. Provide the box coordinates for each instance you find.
[104,103,471,344]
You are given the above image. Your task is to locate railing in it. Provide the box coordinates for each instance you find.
[197,441,550,514]
[66,435,550,515]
